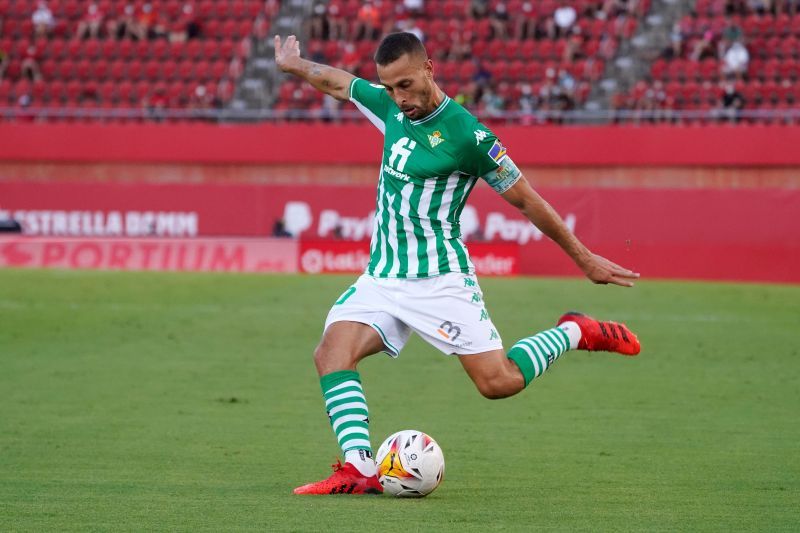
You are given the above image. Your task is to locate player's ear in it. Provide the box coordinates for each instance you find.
[424,59,434,80]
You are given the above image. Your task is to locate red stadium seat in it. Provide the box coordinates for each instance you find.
[127,60,143,81]
[102,40,118,60]
[144,60,162,82]
[177,61,195,81]
[109,61,126,82]
[91,61,109,81]
[99,81,116,103]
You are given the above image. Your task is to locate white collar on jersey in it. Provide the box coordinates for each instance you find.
[409,95,451,126]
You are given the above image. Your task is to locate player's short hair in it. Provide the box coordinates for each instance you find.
[374,32,428,66]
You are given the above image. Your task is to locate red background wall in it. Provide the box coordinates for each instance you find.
[1,124,798,282]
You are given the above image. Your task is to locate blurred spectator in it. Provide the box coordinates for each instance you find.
[214,79,234,107]
[189,84,213,110]
[747,0,771,15]
[563,26,584,63]
[21,46,42,81]
[0,47,8,81]
[721,41,749,79]
[718,82,744,122]
[472,59,492,88]
[598,32,617,61]
[76,3,103,40]
[725,0,746,14]
[664,21,684,59]
[133,3,156,41]
[718,16,744,58]
[548,2,577,39]
[479,85,505,118]
[263,0,280,18]
[320,93,343,122]
[447,33,472,61]
[228,56,244,80]
[150,9,170,40]
[558,68,577,103]
[469,0,490,18]
[253,14,270,40]
[340,42,360,72]
[397,18,425,42]
[489,2,510,40]
[309,3,329,39]
[454,81,478,108]
[326,2,346,41]
[690,29,715,61]
[169,3,198,42]
[518,83,538,115]
[107,4,138,40]
[403,0,425,16]
[353,1,380,41]
[142,87,167,120]
[32,2,56,39]
[514,1,538,40]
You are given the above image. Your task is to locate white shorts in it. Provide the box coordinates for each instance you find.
[324,273,504,357]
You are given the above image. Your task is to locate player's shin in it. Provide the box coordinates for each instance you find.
[505,323,580,387]
[321,370,377,476]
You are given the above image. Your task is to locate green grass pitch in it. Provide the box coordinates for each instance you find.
[1,269,798,532]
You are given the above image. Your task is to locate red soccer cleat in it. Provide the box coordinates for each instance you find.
[293,460,383,495]
[557,312,641,356]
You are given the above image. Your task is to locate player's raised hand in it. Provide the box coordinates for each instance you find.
[579,253,640,287]
[274,35,301,72]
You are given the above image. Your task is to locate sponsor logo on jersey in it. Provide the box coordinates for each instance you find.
[395,112,404,122]
[382,164,413,182]
[428,130,445,148]
[474,130,489,145]
[488,140,507,163]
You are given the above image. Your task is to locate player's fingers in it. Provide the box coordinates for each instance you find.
[609,275,635,287]
[606,261,639,278]
[613,268,640,279]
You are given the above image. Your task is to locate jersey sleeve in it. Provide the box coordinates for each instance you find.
[348,77,394,134]
[460,123,522,194]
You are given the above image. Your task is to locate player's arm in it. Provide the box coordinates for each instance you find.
[501,177,640,287]
[274,35,355,101]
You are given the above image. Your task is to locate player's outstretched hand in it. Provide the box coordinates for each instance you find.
[579,253,640,287]
[274,35,301,72]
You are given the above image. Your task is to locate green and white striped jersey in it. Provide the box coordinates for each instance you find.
[349,77,521,279]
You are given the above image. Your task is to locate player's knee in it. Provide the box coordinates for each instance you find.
[313,339,357,374]
[313,342,338,371]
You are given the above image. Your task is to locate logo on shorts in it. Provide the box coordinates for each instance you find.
[437,321,461,342]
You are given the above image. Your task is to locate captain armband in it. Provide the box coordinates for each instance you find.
[482,156,522,194]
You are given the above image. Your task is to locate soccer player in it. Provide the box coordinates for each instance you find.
[275,32,641,496]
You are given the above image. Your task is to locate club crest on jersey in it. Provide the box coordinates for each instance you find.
[428,131,445,148]
[488,140,507,163]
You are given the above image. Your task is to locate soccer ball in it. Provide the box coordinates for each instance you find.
[375,430,445,497]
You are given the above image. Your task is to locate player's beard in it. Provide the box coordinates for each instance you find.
[404,87,434,120]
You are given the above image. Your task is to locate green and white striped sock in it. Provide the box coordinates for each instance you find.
[506,325,577,387]
[321,370,375,475]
